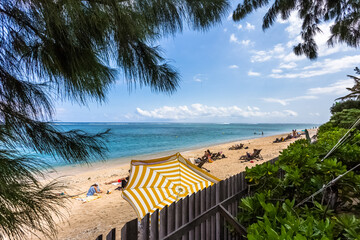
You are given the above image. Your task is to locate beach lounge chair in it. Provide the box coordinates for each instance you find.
[211,152,225,160]
[239,149,263,161]
[196,158,210,172]
[229,143,244,150]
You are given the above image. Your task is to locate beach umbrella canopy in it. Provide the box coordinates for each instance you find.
[122,152,220,219]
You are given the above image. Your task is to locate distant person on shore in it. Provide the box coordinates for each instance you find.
[87,183,102,196]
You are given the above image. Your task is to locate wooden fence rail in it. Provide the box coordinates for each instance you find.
[96,158,279,240]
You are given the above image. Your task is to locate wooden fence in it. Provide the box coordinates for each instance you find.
[96,158,280,240]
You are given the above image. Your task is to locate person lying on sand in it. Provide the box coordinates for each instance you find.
[105,170,130,188]
[87,183,102,197]
[105,178,122,185]
[105,176,129,188]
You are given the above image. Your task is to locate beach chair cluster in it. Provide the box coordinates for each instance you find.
[228,143,244,150]
[194,149,226,172]
[239,149,263,162]
[273,130,303,143]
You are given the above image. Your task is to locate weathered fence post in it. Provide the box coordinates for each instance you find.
[105,228,116,240]
[160,205,168,239]
[194,190,201,239]
[189,192,195,240]
[141,213,150,240]
[150,209,159,240]
[210,184,216,240]
[200,187,207,239]
[121,218,138,240]
[168,203,176,235]
[182,196,189,240]
[216,180,224,240]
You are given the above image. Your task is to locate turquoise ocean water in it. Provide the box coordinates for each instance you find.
[46,123,318,167]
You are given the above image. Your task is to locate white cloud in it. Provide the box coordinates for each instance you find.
[251,44,285,62]
[235,24,242,30]
[263,96,318,106]
[307,79,354,95]
[283,110,298,117]
[251,51,272,62]
[233,22,254,31]
[241,40,251,46]
[229,65,239,69]
[282,52,306,62]
[283,14,302,38]
[270,55,360,79]
[263,98,288,106]
[309,113,320,116]
[248,70,261,76]
[279,62,297,69]
[135,104,298,120]
[230,34,253,46]
[193,74,207,82]
[246,22,255,30]
[286,35,302,48]
[272,69,283,73]
[230,33,238,43]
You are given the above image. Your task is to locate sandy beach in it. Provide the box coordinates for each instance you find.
[32,129,317,240]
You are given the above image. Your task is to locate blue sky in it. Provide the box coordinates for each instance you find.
[54,4,358,124]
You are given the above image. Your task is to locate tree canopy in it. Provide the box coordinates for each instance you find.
[0,0,230,239]
[330,99,360,114]
[233,0,360,59]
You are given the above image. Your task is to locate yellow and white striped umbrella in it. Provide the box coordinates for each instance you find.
[122,152,220,219]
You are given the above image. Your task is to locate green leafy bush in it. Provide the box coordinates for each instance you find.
[329,109,360,129]
[246,196,335,240]
[236,128,360,239]
[330,100,360,114]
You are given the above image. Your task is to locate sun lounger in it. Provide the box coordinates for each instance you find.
[229,143,244,150]
[196,158,210,172]
[239,149,263,161]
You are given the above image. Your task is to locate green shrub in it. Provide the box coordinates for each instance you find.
[318,122,337,134]
[236,127,360,239]
[330,100,360,114]
[246,197,336,240]
[329,108,360,129]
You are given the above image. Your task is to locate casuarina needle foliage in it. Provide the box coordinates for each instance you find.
[232,0,360,60]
